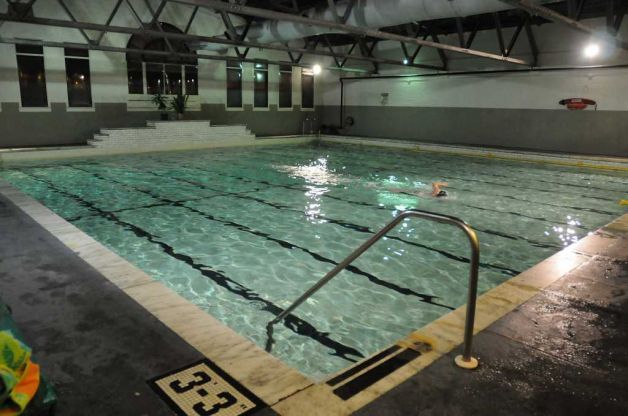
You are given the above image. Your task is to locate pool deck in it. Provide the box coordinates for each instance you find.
[0,144,626,414]
[0,193,207,415]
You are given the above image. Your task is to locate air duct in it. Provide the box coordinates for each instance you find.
[197,0,555,52]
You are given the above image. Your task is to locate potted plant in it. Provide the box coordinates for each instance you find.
[151,92,169,120]
[170,91,189,120]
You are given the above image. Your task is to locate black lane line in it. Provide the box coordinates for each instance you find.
[182,163,580,247]
[155,169,521,277]
[18,170,364,362]
[66,189,265,222]
[249,149,622,201]
[303,143,628,192]
[251,147,626,210]
[68,166,454,311]
[446,184,617,216]
[320,192,561,250]
[179,166,555,263]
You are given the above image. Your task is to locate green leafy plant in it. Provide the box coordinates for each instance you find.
[169,91,189,117]
[151,92,169,120]
[151,92,168,112]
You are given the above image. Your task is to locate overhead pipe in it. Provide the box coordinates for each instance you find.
[0,13,440,71]
[176,0,532,65]
[500,0,628,50]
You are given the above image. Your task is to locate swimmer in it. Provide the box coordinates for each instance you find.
[431,181,449,198]
[385,181,450,198]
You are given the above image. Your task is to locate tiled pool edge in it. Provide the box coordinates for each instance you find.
[0,180,313,406]
[320,136,628,172]
[0,136,316,164]
[1,176,626,415]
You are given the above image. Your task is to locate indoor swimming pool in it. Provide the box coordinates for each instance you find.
[1,143,626,380]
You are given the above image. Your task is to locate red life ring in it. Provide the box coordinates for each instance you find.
[559,98,596,110]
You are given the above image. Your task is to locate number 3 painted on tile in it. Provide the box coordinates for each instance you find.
[169,371,212,393]
[193,392,237,416]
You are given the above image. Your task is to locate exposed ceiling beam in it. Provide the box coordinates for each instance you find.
[0,12,442,71]
[173,0,530,66]
[0,36,369,72]
[500,0,628,50]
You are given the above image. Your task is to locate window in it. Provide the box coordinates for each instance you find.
[125,22,198,95]
[16,44,48,107]
[64,48,92,107]
[226,60,242,108]
[301,68,314,109]
[140,63,196,95]
[146,63,163,95]
[278,65,292,108]
[185,65,198,95]
[253,63,268,108]
[164,64,182,94]
[127,61,143,94]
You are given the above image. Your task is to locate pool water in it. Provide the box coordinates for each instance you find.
[2,143,626,380]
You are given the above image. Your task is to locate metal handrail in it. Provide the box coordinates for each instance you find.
[265,209,481,369]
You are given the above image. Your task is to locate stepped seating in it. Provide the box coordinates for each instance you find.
[87,120,255,150]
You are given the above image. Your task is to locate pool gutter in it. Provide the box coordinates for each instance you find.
[320,135,628,172]
[0,136,317,164]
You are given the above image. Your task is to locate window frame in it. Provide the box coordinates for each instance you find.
[226,60,243,110]
[184,65,198,95]
[253,62,269,109]
[278,64,293,110]
[64,48,93,109]
[132,62,197,96]
[301,68,315,110]
[15,44,49,110]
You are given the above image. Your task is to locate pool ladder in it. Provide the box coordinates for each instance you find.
[265,209,481,369]
[302,115,320,138]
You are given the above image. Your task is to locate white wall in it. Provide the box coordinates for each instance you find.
[340,67,628,110]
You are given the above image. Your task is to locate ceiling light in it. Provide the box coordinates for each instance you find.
[312,64,322,75]
[583,43,600,58]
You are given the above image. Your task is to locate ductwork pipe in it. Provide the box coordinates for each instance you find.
[198,0,556,52]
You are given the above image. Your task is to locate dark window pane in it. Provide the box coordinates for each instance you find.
[185,65,198,95]
[254,68,268,108]
[17,54,48,107]
[227,59,242,69]
[279,71,292,108]
[127,61,143,94]
[64,47,89,57]
[226,67,242,108]
[279,64,292,72]
[146,63,163,95]
[16,44,43,55]
[65,58,92,107]
[301,72,314,109]
[164,64,182,95]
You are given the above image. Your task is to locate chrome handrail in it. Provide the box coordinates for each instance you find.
[265,209,481,369]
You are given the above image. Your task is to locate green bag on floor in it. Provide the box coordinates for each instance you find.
[0,303,56,415]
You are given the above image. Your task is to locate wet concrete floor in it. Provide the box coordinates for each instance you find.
[358,232,628,415]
